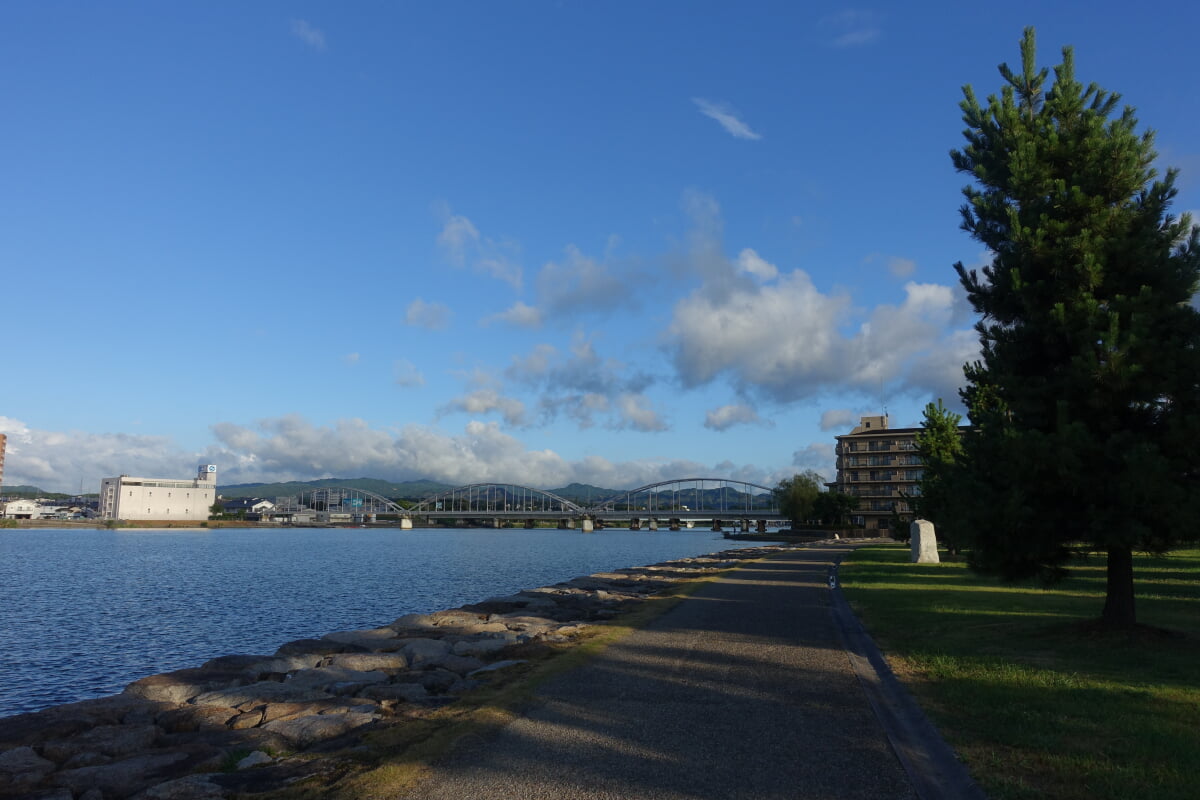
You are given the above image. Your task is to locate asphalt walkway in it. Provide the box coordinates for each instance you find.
[398,543,981,800]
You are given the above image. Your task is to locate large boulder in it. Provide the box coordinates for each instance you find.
[325,653,408,672]
[321,627,403,651]
[53,751,191,797]
[260,711,377,748]
[131,774,228,799]
[125,666,250,706]
[191,681,332,708]
[285,667,389,693]
[42,724,159,763]
[401,638,452,667]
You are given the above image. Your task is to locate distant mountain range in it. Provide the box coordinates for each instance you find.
[0,485,74,498]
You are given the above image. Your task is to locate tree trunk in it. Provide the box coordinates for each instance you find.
[1101,544,1136,627]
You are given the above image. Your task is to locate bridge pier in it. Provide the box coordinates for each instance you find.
[525,518,536,529]
[558,518,575,529]
[629,517,641,530]
[648,518,658,531]
[581,518,594,533]
[712,519,723,532]
[669,518,680,531]
[399,517,413,530]
[757,519,767,533]
[741,519,750,532]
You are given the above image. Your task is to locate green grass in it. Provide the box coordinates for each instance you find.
[840,545,1200,800]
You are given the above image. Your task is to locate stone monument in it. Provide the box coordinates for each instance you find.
[910,519,939,563]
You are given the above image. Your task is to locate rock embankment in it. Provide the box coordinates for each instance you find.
[0,545,792,800]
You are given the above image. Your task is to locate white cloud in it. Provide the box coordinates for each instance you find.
[897,329,976,410]
[821,10,882,47]
[663,197,976,404]
[791,443,835,478]
[819,409,857,431]
[404,298,452,330]
[736,248,779,281]
[505,335,656,429]
[208,416,712,487]
[887,257,916,278]
[704,404,766,431]
[534,245,628,318]
[668,269,850,397]
[668,269,973,402]
[692,98,762,141]
[440,388,527,427]
[615,394,668,432]
[436,214,479,266]
[484,301,543,329]
[436,210,522,288]
[2,415,786,494]
[393,359,426,388]
[0,416,200,494]
[290,19,327,52]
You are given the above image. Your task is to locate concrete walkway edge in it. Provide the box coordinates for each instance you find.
[828,550,988,800]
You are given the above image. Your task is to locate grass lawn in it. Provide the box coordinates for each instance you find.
[839,544,1200,800]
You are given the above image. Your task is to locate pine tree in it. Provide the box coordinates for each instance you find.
[912,399,966,554]
[951,28,1200,627]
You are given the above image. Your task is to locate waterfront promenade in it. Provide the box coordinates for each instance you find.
[397,543,980,800]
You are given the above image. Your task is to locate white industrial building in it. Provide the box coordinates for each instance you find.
[99,464,217,521]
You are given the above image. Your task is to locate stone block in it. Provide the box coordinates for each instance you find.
[910,519,940,563]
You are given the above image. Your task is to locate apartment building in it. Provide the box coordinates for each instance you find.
[829,415,927,532]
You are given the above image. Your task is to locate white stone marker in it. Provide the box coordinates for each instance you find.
[910,519,940,563]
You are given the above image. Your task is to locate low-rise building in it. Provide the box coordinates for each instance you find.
[219,497,276,519]
[99,465,217,521]
[1,498,40,519]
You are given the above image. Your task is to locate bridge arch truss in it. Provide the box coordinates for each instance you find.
[411,483,585,516]
[277,487,406,516]
[591,477,778,516]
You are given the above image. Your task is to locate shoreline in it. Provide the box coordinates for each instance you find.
[0,541,816,799]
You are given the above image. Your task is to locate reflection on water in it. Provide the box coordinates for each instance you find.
[0,526,773,717]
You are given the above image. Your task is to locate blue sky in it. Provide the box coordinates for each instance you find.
[3,2,1198,493]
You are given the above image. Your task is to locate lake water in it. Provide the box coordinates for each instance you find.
[0,526,775,717]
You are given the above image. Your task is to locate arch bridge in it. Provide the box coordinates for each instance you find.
[271,478,782,531]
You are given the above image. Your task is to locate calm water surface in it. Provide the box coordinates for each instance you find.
[0,526,775,717]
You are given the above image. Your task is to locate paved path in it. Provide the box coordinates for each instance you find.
[399,544,953,800]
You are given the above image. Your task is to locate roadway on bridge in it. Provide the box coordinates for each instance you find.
[398,543,977,799]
